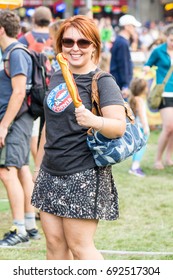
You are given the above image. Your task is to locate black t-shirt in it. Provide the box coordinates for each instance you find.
[41,68,124,175]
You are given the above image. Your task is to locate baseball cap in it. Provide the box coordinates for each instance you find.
[33,6,52,23]
[119,14,141,27]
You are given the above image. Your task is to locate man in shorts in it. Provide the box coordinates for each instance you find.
[19,6,54,221]
[0,10,40,247]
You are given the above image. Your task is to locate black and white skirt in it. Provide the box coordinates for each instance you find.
[31,166,119,221]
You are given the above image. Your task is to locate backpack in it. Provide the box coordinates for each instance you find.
[24,31,52,53]
[4,44,54,120]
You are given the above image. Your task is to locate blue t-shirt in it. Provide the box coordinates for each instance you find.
[0,42,32,119]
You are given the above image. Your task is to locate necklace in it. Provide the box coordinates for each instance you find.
[73,74,81,82]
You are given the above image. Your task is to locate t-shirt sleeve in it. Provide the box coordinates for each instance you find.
[145,48,158,67]
[9,49,32,78]
[98,74,125,108]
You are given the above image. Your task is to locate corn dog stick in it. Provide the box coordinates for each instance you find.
[56,53,82,108]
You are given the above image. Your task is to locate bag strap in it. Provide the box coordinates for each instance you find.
[91,70,135,123]
[4,44,30,77]
[24,31,35,46]
[162,65,173,85]
[91,70,107,116]
[25,31,52,48]
[4,45,33,93]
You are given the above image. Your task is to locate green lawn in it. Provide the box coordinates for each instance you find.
[0,129,173,260]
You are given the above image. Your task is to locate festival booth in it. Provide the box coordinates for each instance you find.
[0,0,23,9]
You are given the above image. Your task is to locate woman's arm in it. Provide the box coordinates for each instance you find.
[75,104,126,139]
[144,47,158,67]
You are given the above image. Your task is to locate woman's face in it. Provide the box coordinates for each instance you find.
[61,26,96,73]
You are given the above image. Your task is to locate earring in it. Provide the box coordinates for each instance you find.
[91,49,95,58]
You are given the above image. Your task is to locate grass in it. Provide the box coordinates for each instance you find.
[0,129,173,260]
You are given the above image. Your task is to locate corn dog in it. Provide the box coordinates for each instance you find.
[56,53,82,108]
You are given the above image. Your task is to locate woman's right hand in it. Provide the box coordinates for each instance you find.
[143,65,151,73]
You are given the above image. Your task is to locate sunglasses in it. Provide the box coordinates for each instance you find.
[61,38,92,49]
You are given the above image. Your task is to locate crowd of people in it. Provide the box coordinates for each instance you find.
[0,5,172,259]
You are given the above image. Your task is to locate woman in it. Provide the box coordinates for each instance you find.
[31,15,126,260]
[144,24,173,169]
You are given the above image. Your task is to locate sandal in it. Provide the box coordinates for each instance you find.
[165,161,173,167]
[154,162,164,170]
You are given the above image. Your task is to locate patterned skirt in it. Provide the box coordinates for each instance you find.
[31,166,119,221]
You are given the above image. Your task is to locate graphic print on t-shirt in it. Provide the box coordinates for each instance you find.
[47,83,72,113]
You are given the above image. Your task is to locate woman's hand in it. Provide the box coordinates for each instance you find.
[75,104,101,130]
[75,104,126,139]
[143,65,151,73]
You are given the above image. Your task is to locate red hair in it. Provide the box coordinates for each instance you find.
[55,15,101,64]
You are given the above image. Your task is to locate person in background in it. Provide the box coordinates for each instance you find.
[0,10,40,247]
[139,27,154,54]
[48,19,65,71]
[77,6,93,19]
[19,6,53,166]
[144,24,173,169]
[110,14,141,100]
[147,34,166,57]
[19,6,53,52]
[31,15,126,260]
[100,17,115,53]
[128,78,150,177]
[17,21,31,39]
[99,17,115,72]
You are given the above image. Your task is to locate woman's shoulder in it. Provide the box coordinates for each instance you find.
[49,69,64,87]
[146,43,167,63]
[9,45,32,64]
[94,68,115,80]
[153,42,167,53]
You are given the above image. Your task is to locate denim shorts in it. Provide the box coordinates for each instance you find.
[0,112,33,169]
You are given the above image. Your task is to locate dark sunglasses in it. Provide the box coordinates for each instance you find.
[61,38,92,49]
